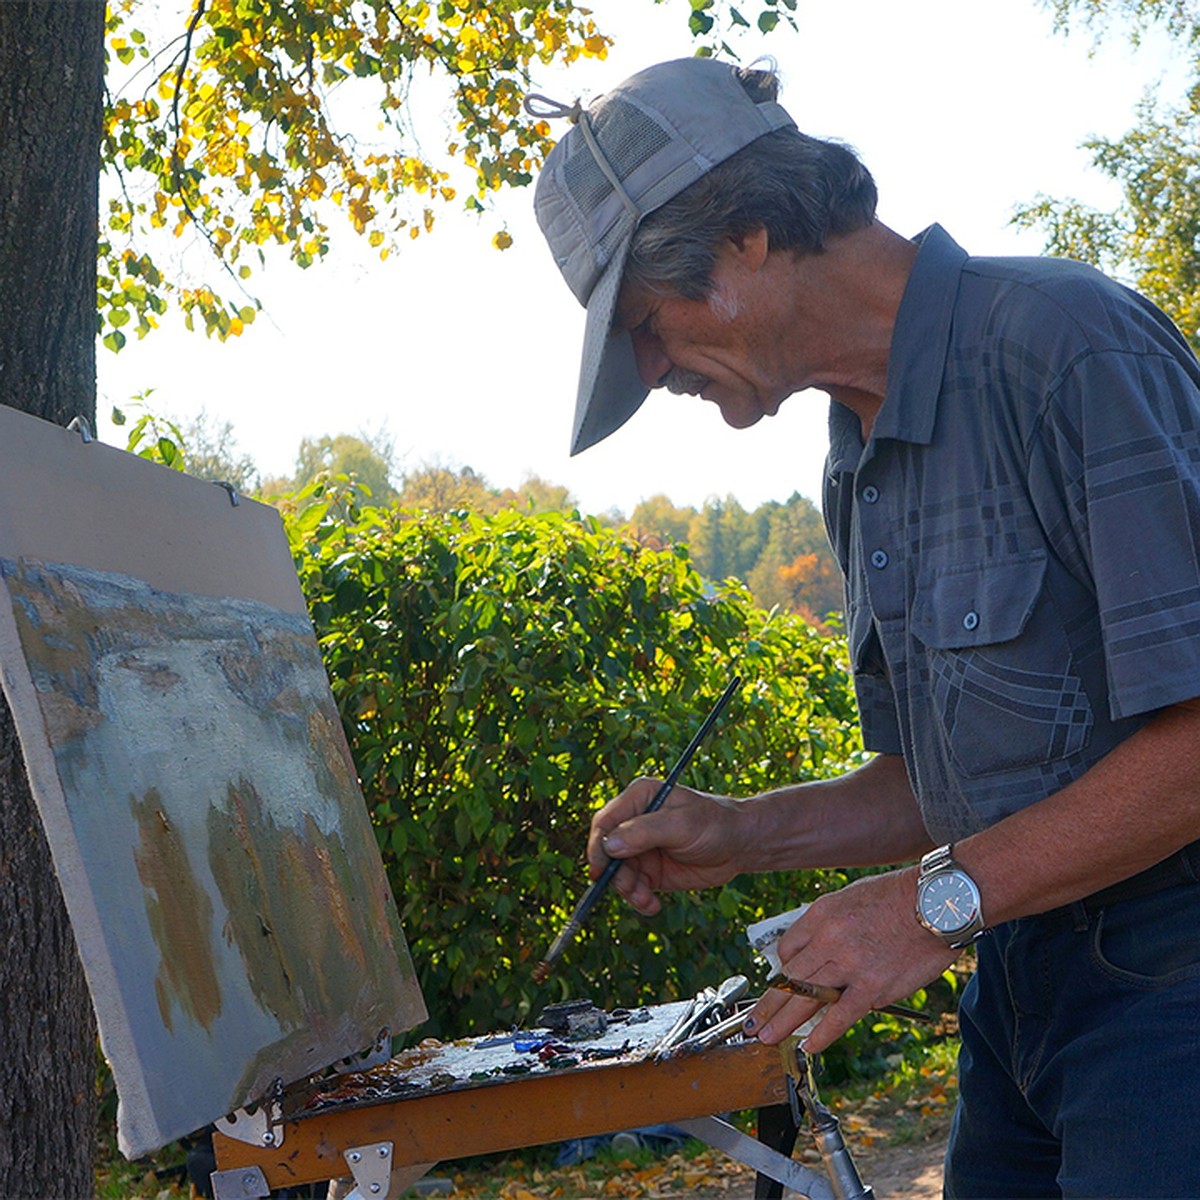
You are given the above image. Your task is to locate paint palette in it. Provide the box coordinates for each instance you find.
[284,1001,696,1118]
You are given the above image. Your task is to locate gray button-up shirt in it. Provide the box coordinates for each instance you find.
[824,225,1200,842]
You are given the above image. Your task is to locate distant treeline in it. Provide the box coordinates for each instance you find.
[162,414,845,624]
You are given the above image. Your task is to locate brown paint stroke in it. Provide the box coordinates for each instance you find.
[209,777,417,1038]
[131,788,222,1033]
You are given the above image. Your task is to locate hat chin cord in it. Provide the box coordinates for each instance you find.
[524,92,642,223]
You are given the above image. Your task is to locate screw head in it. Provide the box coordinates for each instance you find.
[378,1146,390,1158]
[369,1185,381,1195]
[349,1150,362,1164]
[262,1131,275,1146]
[242,1173,258,1189]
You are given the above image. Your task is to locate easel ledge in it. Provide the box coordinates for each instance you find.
[213,1037,787,1189]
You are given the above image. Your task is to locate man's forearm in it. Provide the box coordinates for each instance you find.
[741,752,933,873]
[958,698,1200,924]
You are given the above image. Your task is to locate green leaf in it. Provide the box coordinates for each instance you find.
[758,9,780,31]
[102,330,126,353]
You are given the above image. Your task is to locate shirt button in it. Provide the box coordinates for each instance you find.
[862,485,879,504]
[870,549,889,570]
[963,610,979,631]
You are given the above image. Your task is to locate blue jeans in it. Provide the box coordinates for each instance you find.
[944,881,1200,1198]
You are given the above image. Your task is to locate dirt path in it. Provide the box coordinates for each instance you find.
[846,1125,946,1198]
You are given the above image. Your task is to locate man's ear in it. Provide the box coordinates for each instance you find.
[728,226,770,272]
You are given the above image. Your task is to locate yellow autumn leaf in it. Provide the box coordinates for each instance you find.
[492,230,513,250]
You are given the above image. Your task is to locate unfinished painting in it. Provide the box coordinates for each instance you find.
[0,409,425,1158]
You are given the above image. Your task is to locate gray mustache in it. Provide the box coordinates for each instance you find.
[665,368,709,395]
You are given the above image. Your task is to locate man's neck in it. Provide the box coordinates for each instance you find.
[791,222,918,440]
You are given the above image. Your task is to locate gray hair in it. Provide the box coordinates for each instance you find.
[624,67,878,300]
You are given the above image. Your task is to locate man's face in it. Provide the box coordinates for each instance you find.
[613,236,790,430]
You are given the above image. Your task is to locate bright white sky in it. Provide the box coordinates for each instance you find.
[97,0,1184,516]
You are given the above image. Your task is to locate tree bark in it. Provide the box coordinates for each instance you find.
[0,3,106,1196]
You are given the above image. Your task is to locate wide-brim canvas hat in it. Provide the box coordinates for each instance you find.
[531,57,796,455]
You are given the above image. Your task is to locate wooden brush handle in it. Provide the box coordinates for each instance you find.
[766,975,842,1004]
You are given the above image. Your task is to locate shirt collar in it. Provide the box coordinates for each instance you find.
[825,224,969,476]
[872,223,968,445]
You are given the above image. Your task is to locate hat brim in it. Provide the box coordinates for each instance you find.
[570,234,648,456]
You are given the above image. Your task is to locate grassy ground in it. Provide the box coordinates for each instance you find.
[95,1040,958,1200]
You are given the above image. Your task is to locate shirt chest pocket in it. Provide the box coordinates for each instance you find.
[911,552,1093,778]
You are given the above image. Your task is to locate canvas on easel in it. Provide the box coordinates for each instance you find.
[0,406,425,1158]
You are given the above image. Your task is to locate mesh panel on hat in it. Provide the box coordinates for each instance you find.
[561,98,672,221]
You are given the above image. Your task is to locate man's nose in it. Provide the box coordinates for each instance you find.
[630,328,672,389]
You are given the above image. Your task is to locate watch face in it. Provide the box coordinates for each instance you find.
[918,870,981,935]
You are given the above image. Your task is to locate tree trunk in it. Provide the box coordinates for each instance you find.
[0,3,107,1197]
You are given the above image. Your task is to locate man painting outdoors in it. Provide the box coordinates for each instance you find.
[531,58,1200,1197]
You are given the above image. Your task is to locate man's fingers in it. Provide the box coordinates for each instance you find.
[588,853,663,916]
[745,991,824,1045]
[587,778,666,868]
[602,803,696,860]
[797,989,871,1055]
[743,986,790,1034]
[624,875,663,916]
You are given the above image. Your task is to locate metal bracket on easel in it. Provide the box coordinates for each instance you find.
[343,1141,394,1199]
[213,1086,286,1149]
[210,1164,269,1200]
[335,1027,392,1074]
[212,480,241,507]
[66,415,95,444]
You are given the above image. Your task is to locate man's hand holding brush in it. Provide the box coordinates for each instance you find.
[586,778,755,916]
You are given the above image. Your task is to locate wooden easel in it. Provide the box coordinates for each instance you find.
[210,1007,867,1200]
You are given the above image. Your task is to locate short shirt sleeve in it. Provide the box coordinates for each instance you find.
[1032,346,1200,721]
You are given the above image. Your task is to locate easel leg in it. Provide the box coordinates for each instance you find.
[754,1103,800,1199]
[786,1044,874,1200]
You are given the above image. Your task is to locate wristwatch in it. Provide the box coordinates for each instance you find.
[915,844,986,949]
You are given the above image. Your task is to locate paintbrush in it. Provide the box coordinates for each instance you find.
[532,675,742,984]
[765,974,935,1025]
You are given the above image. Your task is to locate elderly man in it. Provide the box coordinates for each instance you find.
[531,58,1200,1198]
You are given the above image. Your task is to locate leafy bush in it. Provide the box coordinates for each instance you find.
[289,491,875,1049]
